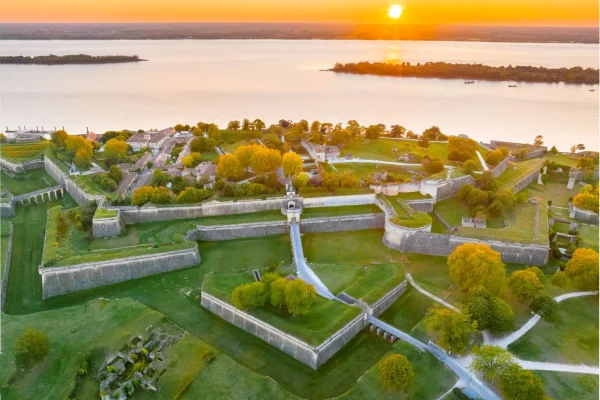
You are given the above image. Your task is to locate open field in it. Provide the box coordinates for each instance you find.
[456,199,548,244]
[323,162,416,181]
[221,139,262,154]
[579,224,599,252]
[203,270,361,345]
[0,141,52,162]
[340,137,485,164]
[0,169,56,196]
[311,262,405,304]
[433,197,469,227]
[496,158,545,191]
[219,130,262,143]
[508,295,599,365]
[302,204,382,218]
[537,372,599,400]
[544,153,579,167]
[0,222,11,275]
[528,180,579,208]
[379,285,439,334]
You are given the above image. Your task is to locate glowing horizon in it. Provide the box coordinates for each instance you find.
[0,0,597,27]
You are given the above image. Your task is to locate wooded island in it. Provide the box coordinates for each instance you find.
[331,61,599,84]
[0,54,146,65]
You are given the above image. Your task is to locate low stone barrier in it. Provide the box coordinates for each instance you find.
[302,194,376,208]
[186,221,288,241]
[404,199,434,213]
[40,246,200,298]
[0,157,28,174]
[569,206,599,225]
[92,213,123,238]
[511,166,542,193]
[490,157,512,178]
[369,280,407,317]
[1,223,14,310]
[0,201,15,217]
[201,292,368,369]
[300,214,384,233]
[435,175,476,201]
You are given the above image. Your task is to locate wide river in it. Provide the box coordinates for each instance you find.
[0,40,598,151]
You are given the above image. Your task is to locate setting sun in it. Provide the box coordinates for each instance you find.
[388,4,403,19]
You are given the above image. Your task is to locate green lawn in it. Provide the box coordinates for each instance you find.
[544,153,579,167]
[379,285,441,334]
[302,204,382,219]
[0,169,56,196]
[496,158,545,191]
[221,140,260,154]
[310,262,405,304]
[93,208,118,219]
[335,341,456,400]
[434,197,469,227]
[579,224,599,252]
[508,295,599,365]
[203,270,361,346]
[323,162,416,181]
[0,222,12,275]
[456,199,548,245]
[537,372,599,400]
[528,180,579,208]
[341,137,482,164]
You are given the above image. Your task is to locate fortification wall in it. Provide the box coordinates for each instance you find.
[512,168,541,193]
[435,175,476,201]
[1,223,14,310]
[0,202,15,218]
[23,160,45,171]
[370,280,407,317]
[523,149,545,160]
[92,214,123,238]
[44,157,103,205]
[382,219,433,249]
[300,214,384,233]
[404,199,434,213]
[0,157,25,174]
[490,157,511,178]
[449,237,548,265]
[313,314,366,367]
[569,206,599,225]
[187,221,288,241]
[302,194,376,208]
[40,246,200,298]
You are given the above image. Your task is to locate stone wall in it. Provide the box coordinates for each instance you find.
[0,157,26,174]
[92,214,123,238]
[40,246,200,298]
[302,194,376,208]
[0,202,15,218]
[569,206,599,225]
[435,175,476,201]
[300,214,384,233]
[512,168,542,193]
[312,314,366,367]
[23,160,45,171]
[404,199,434,213]
[186,221,288,241]
[490,157,512,178]
[1,223,14,310]
[44,157,104,206]
[369,280,407,317]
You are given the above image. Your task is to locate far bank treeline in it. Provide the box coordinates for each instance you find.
[331,61,599,85]
[0,54,146,65]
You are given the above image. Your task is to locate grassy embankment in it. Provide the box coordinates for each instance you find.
[495,158,545,191]
[0,222,11,275]
[383,196,432,228]
[0,169,56,196]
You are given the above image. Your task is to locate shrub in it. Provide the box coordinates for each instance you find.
[14,329,50,371]
[379,354,415,391]
[530,296,558,321]
[509,270,544,301]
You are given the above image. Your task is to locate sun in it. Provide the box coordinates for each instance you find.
[388,4,403,19]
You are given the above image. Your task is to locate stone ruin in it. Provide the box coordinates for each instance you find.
[97,325,183,400]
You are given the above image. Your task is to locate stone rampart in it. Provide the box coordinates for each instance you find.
[569,206,599,225]
[92,213,123,238]
[490,157,511,178]
[0,201,15,218]
[369,280,407,317]
[40,246,200,298]
[300,214,384,233]
[404,199,434,213]
[44,157,103,205]
[22,160,45,171]
[435,175,476,201]
[512,167,542,193]
[1,223,14,310]
[0,157,26,174]
[522,148,545,160]
[186,221,288,241]
[302,194,376,208]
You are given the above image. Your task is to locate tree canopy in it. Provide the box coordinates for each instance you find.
[448,243,506,295]
[281,152,303,178]
[509,269,544,301]
[379,354,415,391]
[424,308,477,354]
[217,154,244,181]
[470,345,514,384]
[14,329,50,371]
[564,248,599,290]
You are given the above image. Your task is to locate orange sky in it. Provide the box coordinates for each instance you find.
[0,0,597,26]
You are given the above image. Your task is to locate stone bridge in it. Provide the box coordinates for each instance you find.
[12,185,64,206]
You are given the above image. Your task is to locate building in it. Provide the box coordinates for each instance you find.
[126,127,174,151]
[86,131,103,142]
[301,140,341,162]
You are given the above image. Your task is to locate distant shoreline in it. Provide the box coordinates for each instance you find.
[0,54,147,65]
[330,61,600,85]
[0,23,597,44]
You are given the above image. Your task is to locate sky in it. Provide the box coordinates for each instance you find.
[0,0,598,26]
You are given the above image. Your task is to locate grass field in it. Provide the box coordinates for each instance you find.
[93,208,118,219]
[537,371,599,400]
[528,180,579,208]
[323,162,416,181]
[203,270,361,346]
[433,197,469,227]
[544,153,579,167]
[508,295,599,365]
[0,141,52,162]
[579,224,599,252]
[0,222,11,275]
[221,140,262,154]
[341,137,483,164]
[496,158,545,191]
[302,204,382,219]
[0,169,56,196]
[311,262,405,304]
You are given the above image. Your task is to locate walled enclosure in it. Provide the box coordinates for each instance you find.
[40,247,200,298]
[92,213,124,238]
[1,223,14,310]
[45,157,104,206]
[569,206,599,225]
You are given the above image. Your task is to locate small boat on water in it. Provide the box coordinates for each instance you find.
[464,80,475,84]
[508,85,517,88]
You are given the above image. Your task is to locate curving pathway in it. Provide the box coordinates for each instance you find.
[406,273,460,312]
[489,291,598,348]
[516,359,600,375]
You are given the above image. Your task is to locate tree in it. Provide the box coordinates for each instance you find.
[51,129,68,147]
[281,152,303,178]
[104,138,129,164]
[0,133,6,143]
[422,126,447,140]
[365,124,382,139]
[174,124,185,132]
[533,135,544,147]
[484,149,504,166]
[152,186,174,204]
[488,297,515,332]
[14,329,50,371]
[297,119,309,132]
[470,345,514,384]
[340,172,359,188]
[417,136,430,148]
[564,248,599,290]
[448,243,506,295]
[151,169,170,187]
[310,130,324,144]
[253,119,266,131]
[424,308,477,354]
[310,120,321,133]
[379,354,415,391]
[132,186,156,206]
[509,270,544,301]
[550,145,558,154]
[346,120,361,136]
[177,187,212,203]
[328,128,351,147]
[293,173,310,188]
[270,277,288,308]
[73,148,93,169]
[530,295,558,321]
[250,148,282,176]
[108,165,123,184]
[217,154,244,181]
[321,171,340,191]
[191,137,217,153]
[284,279,316,316]
[232,282,267,309]
[448,136,478,154]
[227,120,240,130]
[66,136,93,168]
[389,125,406,138]
[573,191,599,213]
[486,200,505,218]
[499,364,545,400]
[576,157,595,170]
[551,270,568,288]
[462,286,514,332]
[55,212,70,245]
[233,144,260,171]
[424,160,444,174]
[242,118,251,131]
[464,159,477,173]
[182,155,194,168]
[476,170,498,191]
[576,143,585,151]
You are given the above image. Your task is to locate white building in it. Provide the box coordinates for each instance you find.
[126,127,174,151]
